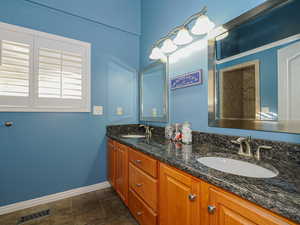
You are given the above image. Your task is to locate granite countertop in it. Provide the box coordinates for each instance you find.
[107,133,300,224]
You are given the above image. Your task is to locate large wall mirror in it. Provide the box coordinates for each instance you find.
[140,61,168,122]
[208,0,300,134]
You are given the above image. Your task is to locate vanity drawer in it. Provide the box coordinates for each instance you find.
[129,163,158,211]
[129,148,158,178]
[129,189,157,225]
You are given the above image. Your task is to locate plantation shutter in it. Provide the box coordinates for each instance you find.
[34,37,89,111]
[0,28,33,108]
[38,48,83,99]
[0,23,90,112]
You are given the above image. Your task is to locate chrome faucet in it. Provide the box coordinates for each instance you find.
[255,145,272,160]
[139,124,154,138]
[231,136,253,157]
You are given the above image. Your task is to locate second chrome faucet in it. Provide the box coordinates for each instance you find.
[231,136,272,160]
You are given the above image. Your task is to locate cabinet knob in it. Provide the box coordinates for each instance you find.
[188,194,197,201]
[208,205,216,214]
[136,183,143,187]
[135,159,142,164]
[136,211,143,216]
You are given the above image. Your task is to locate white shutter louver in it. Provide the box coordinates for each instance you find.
[38,48,83,100]
[0,40,30,97]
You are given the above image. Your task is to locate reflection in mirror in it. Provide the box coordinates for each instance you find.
[107,59,137,123]
[208,0,300,133]
[140,61,168,122]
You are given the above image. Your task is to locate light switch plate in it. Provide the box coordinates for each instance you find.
[93,105,103,115]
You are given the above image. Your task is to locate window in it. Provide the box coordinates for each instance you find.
[0,22,91,112]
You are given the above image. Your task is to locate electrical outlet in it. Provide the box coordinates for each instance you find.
[116,107,124,115]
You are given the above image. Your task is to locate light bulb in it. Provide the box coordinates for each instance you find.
[149,47,166,60]
[161,39,177,53]
[173,28,193,45]
[191,15,215,35]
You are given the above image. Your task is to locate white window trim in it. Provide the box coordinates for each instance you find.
[0,22,91,112]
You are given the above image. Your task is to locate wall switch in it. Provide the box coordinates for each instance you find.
[116,107,124,115]
[93,105,103,115]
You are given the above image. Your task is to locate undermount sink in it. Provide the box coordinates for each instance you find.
[197,157,278,178]
[121,134,146,139]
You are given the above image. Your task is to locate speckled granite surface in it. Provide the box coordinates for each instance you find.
[107,124,300,223]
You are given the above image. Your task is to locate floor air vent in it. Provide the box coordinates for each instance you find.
[18,209,50,224]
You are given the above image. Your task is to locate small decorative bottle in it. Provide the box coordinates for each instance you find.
[165,124,174,140]
[181,121,192,144]
[172,123,182,142]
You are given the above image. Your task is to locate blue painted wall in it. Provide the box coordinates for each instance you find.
[26,0,141,35]
[140,0,300,143]
[0,0,139,206]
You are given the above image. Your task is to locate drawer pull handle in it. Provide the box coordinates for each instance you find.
[137,211,143,216]
[135,160,142,164]
[208,205,216,214]
[188,194,197,201]
[136,183,143,187]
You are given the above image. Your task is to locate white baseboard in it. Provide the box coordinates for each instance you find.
[0,181,111,216]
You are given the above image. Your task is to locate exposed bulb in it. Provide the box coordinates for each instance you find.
[149,47,166,60]
[173,28,193,45]
[161,39,177,53]
[191,15,215,35]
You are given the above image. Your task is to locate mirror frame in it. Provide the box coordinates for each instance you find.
[139,61,169,122]
[207,0,300,134]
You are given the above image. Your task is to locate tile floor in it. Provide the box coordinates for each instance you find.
[0,188,138,225]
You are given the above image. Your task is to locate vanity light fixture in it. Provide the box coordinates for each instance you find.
[191,15,215,35]
[173,27,193,45]
[149,6,219,61]
[149,47,165,60]
[161,38,178,53]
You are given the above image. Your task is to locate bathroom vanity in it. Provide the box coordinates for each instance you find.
[106,125,300,225]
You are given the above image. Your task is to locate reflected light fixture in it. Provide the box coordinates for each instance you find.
[161,39,177,53]
[173,27,193,45]
[207,26,228,40]
[191,15,215,35]
[149,47,166,60]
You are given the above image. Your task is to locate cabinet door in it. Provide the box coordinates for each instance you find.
[107,139,115,188]
[159,163,200,225]
[204,183,296,225]
[115,143,129,205]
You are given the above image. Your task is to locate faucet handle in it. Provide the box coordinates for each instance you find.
[231,140,240,145]
[255,145,272,160]
[236,136,251,143]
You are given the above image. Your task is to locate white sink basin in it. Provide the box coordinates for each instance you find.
[121,134,146,139]
[197,157,278,178]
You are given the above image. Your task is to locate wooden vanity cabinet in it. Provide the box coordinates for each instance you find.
[107,139,298,225]
[114,142,129,205]
[159,163,200,225]
[201,182,298,225]
[107,139,115,188]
